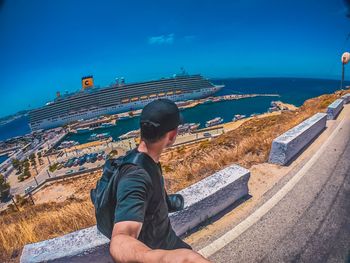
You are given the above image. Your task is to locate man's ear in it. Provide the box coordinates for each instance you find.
[167,129,178,145]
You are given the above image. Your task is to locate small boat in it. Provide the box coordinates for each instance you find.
[212,97,222,103]
[202,98,213,104]
[177,123,200,134]
[76,127,90,133]
[58,140,79,149]
[118,115,130,120]
[178,123,191,134]
[101,123,114,128]
[205,117,223,127]
[232,114,246,121]
[268,106,279,113]
[88,132,111,141]
[118,129,140,140]
[189,123,200,132]
[270,101,278,107]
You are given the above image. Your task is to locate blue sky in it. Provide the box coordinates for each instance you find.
[0,0,350,117]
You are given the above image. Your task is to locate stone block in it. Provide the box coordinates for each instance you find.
[169,164,250,236]
[341,93,350,104]
[327,99,344,120]
[20,165,250,262]
[268,113,327,165]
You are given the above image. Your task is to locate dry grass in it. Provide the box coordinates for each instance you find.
[0,90,349,262]
[0,199,95,262]
[161,90,349,192]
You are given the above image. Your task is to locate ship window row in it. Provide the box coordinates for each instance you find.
[117,76,203,89]
[30,88,196,120]
[29,86,208,122]
[32,80,212,112]
[52,76,208,101]
[30,88,198,120]
[116,80,209,92]
[113,79,208,92]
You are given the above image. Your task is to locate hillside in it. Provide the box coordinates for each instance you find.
[0,89,349,262]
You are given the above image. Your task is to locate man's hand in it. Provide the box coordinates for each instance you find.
[110,221,211,263]
[149,248,211,263]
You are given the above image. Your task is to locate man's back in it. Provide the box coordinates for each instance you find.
[115,149,190,249]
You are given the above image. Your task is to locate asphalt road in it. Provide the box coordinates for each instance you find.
[207,115,350,263]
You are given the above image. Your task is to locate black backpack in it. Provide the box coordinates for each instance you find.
[90,149,164,239]
[90,149,185,239]
[90,150,146,239]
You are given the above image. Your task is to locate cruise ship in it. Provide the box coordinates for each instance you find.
[29,73,224,130]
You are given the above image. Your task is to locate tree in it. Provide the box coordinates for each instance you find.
[29,153,36,160]
[29,153,37,167]
[0,174,10,200]
[18,174,24,182]
[30,158,37,167]
[23,167,31,179]
[23,159,30,170]
[12,159,23,174]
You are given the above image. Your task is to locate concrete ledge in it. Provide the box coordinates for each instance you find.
[20,165,250,262]
[341,93,350,104]
[268,113,327,165]
[327,99,344,120]
[170,164,250,236]
[20,226,111,263]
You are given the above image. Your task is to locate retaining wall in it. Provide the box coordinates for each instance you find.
[268,113,327,165]
[327,99,344,120]
[170,164,250,235]
[20,164,250,263]
[341,93,350,104]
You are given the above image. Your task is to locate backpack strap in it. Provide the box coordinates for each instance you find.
[121,150,161,180]
[121,150,164,215]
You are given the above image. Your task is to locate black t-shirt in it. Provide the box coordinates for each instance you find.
[114,161,190,250]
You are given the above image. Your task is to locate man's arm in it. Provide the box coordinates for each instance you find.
[109,221,211,263]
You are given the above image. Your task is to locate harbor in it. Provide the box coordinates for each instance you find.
[58,93,280,147]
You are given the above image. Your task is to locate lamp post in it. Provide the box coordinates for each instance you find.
[341,52,350,89]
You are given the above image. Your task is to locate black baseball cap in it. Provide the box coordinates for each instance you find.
[140,99,183,137]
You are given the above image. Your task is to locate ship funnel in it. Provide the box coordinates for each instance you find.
[82,75,94,89]
[56,91,61,98]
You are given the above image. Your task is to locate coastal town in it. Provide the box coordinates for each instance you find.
[2,1,350,262]
[0,92,291,211]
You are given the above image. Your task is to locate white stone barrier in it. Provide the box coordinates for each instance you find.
[268,113,327,165]
[170,165,250,235]
[20,226,111,263]
[341,93,350,104]
[21,165,250,263]
[327,99,344,120]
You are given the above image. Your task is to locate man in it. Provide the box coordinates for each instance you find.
[109,99,210,263]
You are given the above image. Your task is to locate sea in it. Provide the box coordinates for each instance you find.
[0,155,8,165]
[0,77,348,150]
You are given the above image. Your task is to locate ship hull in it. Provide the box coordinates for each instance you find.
[30,85,223,130]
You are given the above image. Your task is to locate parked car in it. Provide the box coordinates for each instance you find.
[86,154,92,163]
[90,154,97,163]
[24,185,35,194]
[78,166,86,171]
[73,159,79,166]
[78,156,86,166]
[203,132,212,138]
[65,169,74,175]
